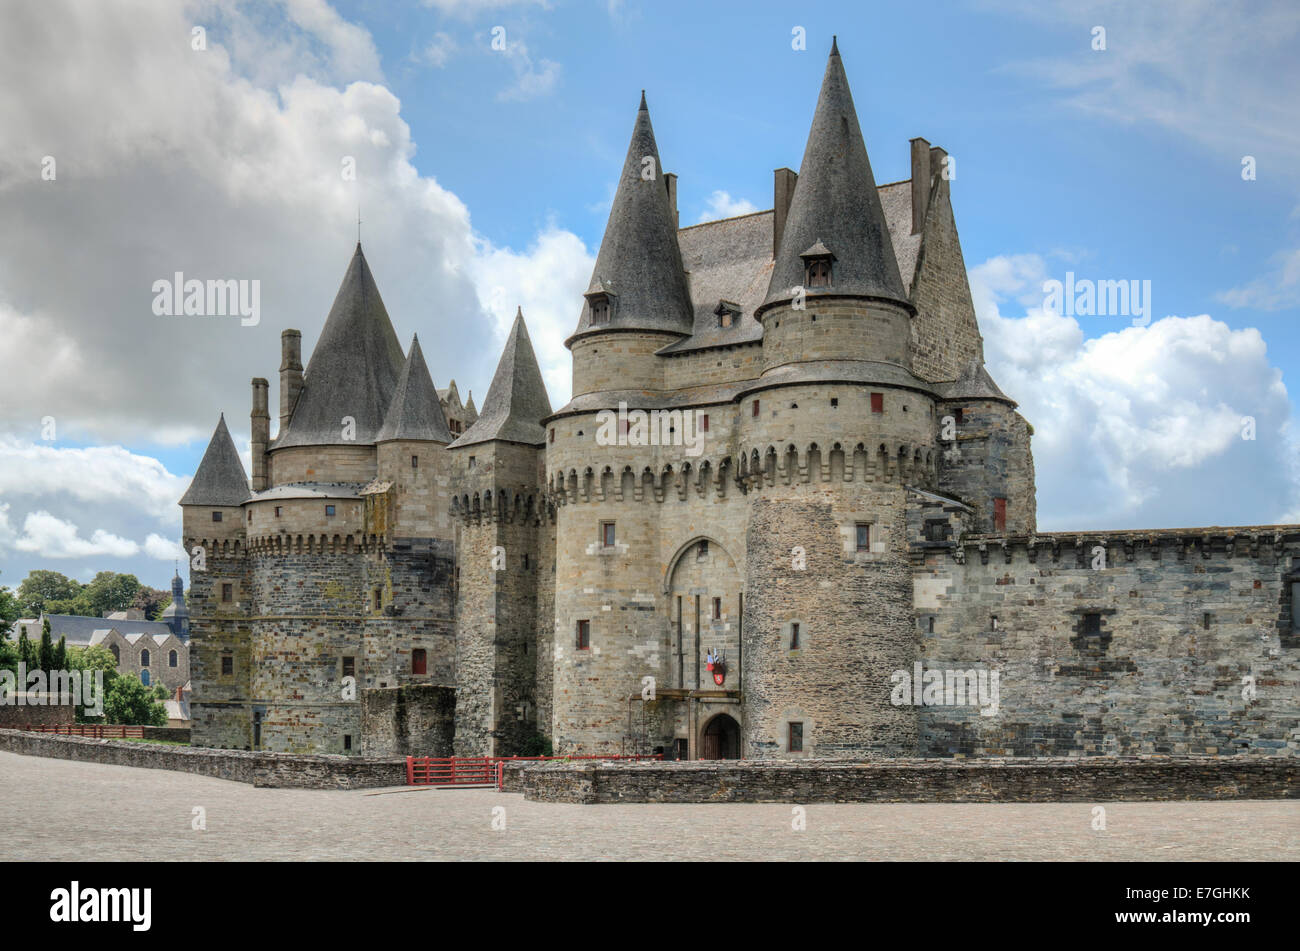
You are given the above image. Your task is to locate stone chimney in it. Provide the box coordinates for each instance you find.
[279,329,303,434]
[664,172,678,229]
[910,137,931,235]
[773,167,797,257]
[250,377,269,491]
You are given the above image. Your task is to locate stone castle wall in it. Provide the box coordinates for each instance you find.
[914,532,1300,757]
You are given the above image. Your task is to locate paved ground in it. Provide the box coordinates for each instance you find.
[3,750,1295,861]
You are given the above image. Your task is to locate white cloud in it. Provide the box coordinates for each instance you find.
[12,512,140,559]
[697,190,759,223]
[0,438,188,524]
[971,254,1299,528]
[495,39,561,102]
[144,533,188,561]
[423,0,552,16]
[470,226,595,407]
[1216,248,1300,311]
[990,0,1300,173]
[421,31,458,68]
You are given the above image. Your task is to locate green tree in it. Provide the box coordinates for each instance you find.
[0,636,16,674]
[51,635,67,671]
[38,617,54,671]
[0,585,20,627]
[66,645,118,722]
[16,629,36,667]
[151,683,170,700]
[133,586,170,621]
[104,675,167,726]
[69,572,142,619]
[16,570,82,617]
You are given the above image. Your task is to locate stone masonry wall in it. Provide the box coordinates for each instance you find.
[913,534,1300,757]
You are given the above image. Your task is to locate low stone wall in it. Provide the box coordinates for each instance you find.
[143,726,192,743]
[517,757,1299,804]
[0,729,406,789]
[0,702,75,729]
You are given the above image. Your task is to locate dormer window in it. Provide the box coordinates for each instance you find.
[800,239,835,288]
[714,300,741,329]
[585,284,616,326]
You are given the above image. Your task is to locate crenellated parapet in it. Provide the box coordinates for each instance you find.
[933,526,1300,567]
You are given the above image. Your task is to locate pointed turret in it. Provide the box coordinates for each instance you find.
[760,38,908,313]
[180,415,250,506]
[452,308,552,448]
[275,243,405,448]
[464,391,477,420]
[567,93,693,345]
[377,334,453,443]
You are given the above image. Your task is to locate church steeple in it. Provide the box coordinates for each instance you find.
[162,566,190,639]
[760,38,908,315]
[567,92,693,346]
[452,308,552,448]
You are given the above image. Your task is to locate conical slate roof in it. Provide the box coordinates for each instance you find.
[377,334,453,443]
[940,358,1015,405]
[179,415,250,506]
[761,38,908,312]
[451,309,552,449]
[275,244,406,448]
[567,93,694,345]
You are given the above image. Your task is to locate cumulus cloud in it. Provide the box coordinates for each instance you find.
[144,533,188,561]
[471,226,595,406]
[12,512,140,560]
[0,438,189,523]
[697,190,759,223]
[971,254,1299,529]
[420,32,458,68]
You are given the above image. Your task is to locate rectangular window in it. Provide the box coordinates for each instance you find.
[411,455,419,469]
[221,583,233,603]
[601,521,616,547]
[790,622,800,650]
[789,722,804,753]
[870,393,884,414]
[342,656,356,678]
[212,511,223,522]
[325,504,336,517]
[576,619,590,650]
[549,429,555,443]
[855,522,870,552]
[954,407,964,425]
[220,655,233,676]
[468,456,476,469]
[373,589,382,611]
[248,510,253,522]
[712,597,721,620]
[1082,613,1101,636]
[697,540,709,560]
[412,648,427,675]
[993,497,1007,532]
[752,400,760,418]
[701,414,710,432]
[523,554,530,569]
[830,398,839,408]
[343,735,352,751]
[274,506,282,517]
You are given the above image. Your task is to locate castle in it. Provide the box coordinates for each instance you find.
[181,41,1299,760]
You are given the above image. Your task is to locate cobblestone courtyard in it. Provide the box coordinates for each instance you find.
[3,751,1295,861]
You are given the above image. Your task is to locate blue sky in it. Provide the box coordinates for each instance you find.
[0,0,1296,592]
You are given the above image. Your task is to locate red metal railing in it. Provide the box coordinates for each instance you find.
[15,724,146,738]
[405,753,663,788]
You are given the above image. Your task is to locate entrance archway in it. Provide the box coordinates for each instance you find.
[700,713,741,760]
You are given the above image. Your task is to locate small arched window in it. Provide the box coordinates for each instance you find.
[140,649,150,667]
[169,650,178,668]
[140,669,150,687]
[110,644,120,663]
[806,258,832,287]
